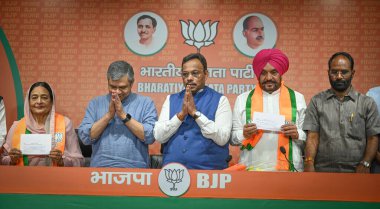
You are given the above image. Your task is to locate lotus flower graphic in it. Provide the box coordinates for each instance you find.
[164,168,184,191]
[180,20,219,53]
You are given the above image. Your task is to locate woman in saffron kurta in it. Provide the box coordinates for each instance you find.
[0,82,84,166]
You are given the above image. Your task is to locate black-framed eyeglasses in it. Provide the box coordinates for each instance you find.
[181,71,201,78]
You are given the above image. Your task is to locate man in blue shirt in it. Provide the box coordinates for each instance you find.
[367,86,380,173]
[367,87,380,114]
[79,61,157,168]
[154,53,232,169]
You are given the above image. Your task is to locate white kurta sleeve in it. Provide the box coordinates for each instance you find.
[153,95,182,143]
[196,96,232,146]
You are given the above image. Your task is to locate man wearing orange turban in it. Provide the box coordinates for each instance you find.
[230,48,307,172]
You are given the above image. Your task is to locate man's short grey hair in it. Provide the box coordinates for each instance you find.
[107,61,135,83]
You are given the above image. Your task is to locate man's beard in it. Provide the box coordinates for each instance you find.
[329,76,352,92]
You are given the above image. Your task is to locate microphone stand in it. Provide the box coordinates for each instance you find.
[280,146,299,172]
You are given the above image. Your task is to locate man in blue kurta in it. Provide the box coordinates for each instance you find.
[79,61,157,168]
[154,53,232,169]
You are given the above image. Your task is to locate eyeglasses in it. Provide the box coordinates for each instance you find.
[108,84,130,91]
[181,71,201,78]
[329,70,351,77]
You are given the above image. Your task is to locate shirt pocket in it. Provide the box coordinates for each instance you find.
[346,112,366,141]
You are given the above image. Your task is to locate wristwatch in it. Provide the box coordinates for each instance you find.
[360,160,370,168]
[193,111,201,120]
[122,113,132,123]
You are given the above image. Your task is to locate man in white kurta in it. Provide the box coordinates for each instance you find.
[231,49,306,171]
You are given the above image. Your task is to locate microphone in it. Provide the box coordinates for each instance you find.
[280,146,298,172]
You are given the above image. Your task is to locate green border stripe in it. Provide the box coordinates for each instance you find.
[245,88,255,124]
[241,88,255,150]
[288,87,297,123]
[0,194,378,209]
[287,86,297,171]
[0,27,24,119]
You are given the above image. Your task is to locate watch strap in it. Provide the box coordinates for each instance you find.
[360,160,370,168]
[122,113,131,123]
[193,111,201,120]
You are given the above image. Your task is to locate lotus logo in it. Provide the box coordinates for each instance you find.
[180,20,219,53]
[158,163,190,197]
[165,168,184,191]
[54,133,63,143]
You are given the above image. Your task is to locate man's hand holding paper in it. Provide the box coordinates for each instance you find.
[281,123,299,139]
[252,112,285,132]
[249,112,299,139]
[243,123,258,138]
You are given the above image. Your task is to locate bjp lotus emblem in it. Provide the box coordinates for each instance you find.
[164,168,184,191]
[158,163,190,197]
[180,20,219,53]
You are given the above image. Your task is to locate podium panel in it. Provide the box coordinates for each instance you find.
[0,166,379,209]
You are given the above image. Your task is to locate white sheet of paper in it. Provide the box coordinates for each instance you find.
[251,112,285,132]
[20,134,52,155]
